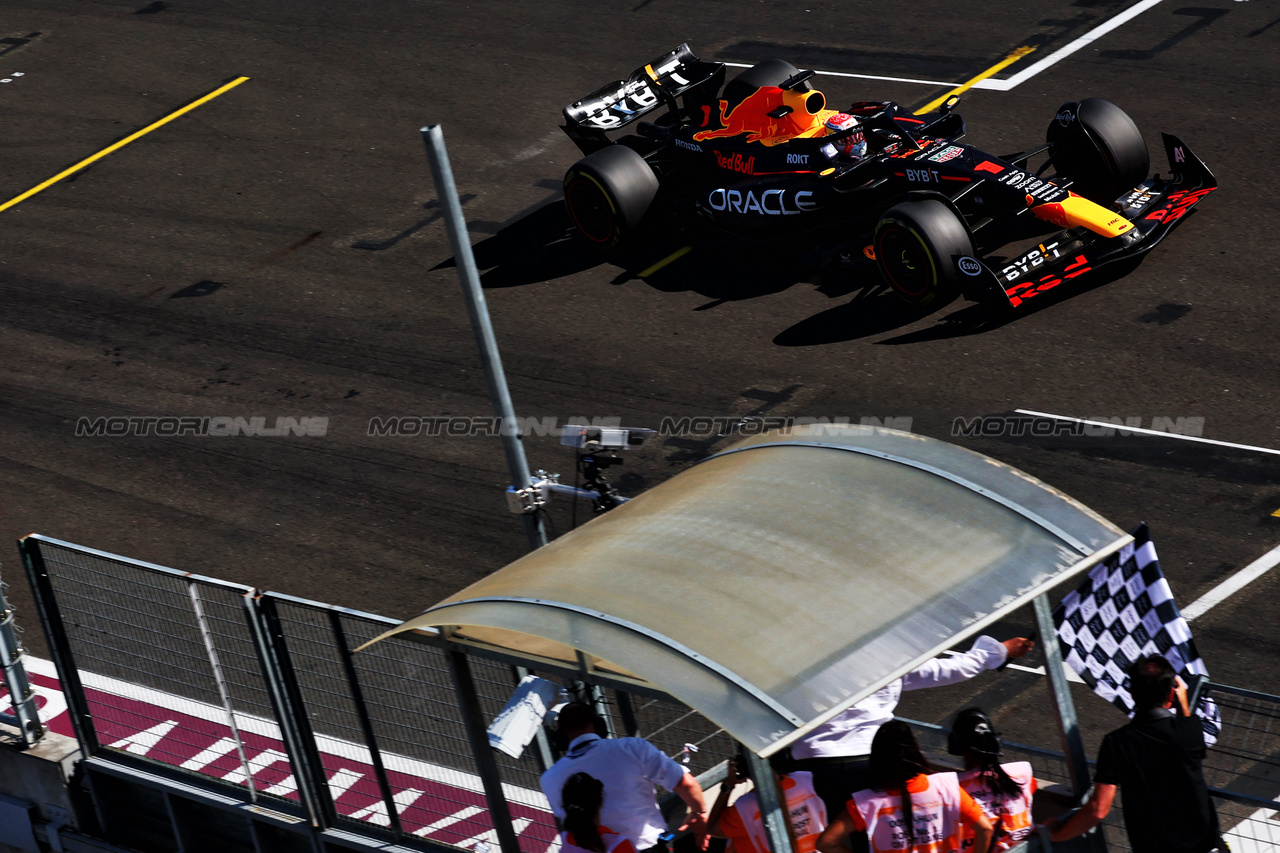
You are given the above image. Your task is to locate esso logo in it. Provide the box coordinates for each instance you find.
[958,257,983,276]
[1056,109,1076,127]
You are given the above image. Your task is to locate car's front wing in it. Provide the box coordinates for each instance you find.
[958,133,1217,309]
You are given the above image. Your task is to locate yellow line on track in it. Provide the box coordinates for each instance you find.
[639,245,693,277]
[0,76,250,214]
[914,47,1035,115]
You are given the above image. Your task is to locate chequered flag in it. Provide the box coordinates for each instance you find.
[1052,523,1221,745]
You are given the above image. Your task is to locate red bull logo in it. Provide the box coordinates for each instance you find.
[713,150,756,174]
[694,86,831,146]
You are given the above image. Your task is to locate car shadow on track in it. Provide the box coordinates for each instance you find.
[437,201,1150,346]
[777,255,1147,346]
[623,241,869,307]
[444,201,883,309]
[431,201,601,287]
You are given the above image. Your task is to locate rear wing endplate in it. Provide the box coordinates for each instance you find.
[561,44,723,153]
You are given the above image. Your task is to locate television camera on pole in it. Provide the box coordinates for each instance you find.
[506,425,656,519]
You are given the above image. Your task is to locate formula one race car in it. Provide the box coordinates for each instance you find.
[559,44,1216,309]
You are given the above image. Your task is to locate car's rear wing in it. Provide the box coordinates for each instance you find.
[561,43,724,154]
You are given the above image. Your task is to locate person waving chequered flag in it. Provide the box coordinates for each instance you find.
[1052,523,1221,745]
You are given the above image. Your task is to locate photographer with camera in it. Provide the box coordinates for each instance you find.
[541,702,710,853]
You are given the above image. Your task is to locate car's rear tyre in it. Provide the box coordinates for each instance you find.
[1047,98,1149,205]
[874,199,973,307]
[722,59,801,107]
[563,146,659,251]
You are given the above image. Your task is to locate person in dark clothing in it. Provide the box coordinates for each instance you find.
[1047,654,1225,853]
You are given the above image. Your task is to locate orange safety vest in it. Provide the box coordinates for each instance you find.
[727,771,828,853]
[561,826,638,853]
[957,763,1035,853]
[851,773,965,853]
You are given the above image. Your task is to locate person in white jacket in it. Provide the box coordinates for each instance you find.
[791,635,1035,821]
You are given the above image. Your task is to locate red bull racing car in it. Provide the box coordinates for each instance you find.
[559,44,1216,309]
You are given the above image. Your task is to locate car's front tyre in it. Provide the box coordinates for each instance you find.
[874,199,973,307]
[1047,98,1149,205]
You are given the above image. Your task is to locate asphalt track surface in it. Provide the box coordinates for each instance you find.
[2,0,1279,759]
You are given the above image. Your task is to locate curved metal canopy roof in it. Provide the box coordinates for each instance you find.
[372,426,1129,754]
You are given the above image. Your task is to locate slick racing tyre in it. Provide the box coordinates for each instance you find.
[1047,98,1149,205]
[874,199,973,307]
[563,146,659,251]
[721,59,825,115]
[722,59,800,106]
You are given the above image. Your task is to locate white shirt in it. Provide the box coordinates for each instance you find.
[541,734,688,848]
[791,635,1009,759]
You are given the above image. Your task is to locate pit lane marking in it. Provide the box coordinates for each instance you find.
[0,75,250,214]
[639,245,693,277]
[915,46,1036,115]
[978,0,1168,91]
[1014,410,1280,457]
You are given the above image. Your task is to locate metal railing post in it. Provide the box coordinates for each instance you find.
[1034,592,1092,799]
[329,611,405,840]
[616,690,641,737]
[188,582,256,799]
[447,648,523,853]
[0,562,44,746]
[740,751,794,853]
[17,538,96,751]
[421,123,548,552]
[243,593,334,828]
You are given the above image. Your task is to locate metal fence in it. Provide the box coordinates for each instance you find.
[15,535,741,853]
[1198,682,1280,851]
[12,534,1280,853]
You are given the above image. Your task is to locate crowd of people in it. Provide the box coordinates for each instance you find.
[538,637,1226,853]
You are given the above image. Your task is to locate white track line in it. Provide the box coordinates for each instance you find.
[1182,543,1280,622]
[721,62,962,88]
[723,0,1167,92]
[975,0,1167,90]
[1014,410,1280,457]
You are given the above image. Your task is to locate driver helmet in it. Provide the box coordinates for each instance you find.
[824,113,867,158]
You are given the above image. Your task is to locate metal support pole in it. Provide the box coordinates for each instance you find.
[740,751,794,853]
[421,124,547,552]
[573,652,617,739]
[0,564,44,746]
[447,649,523,853]
[1034,593,1092,799]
